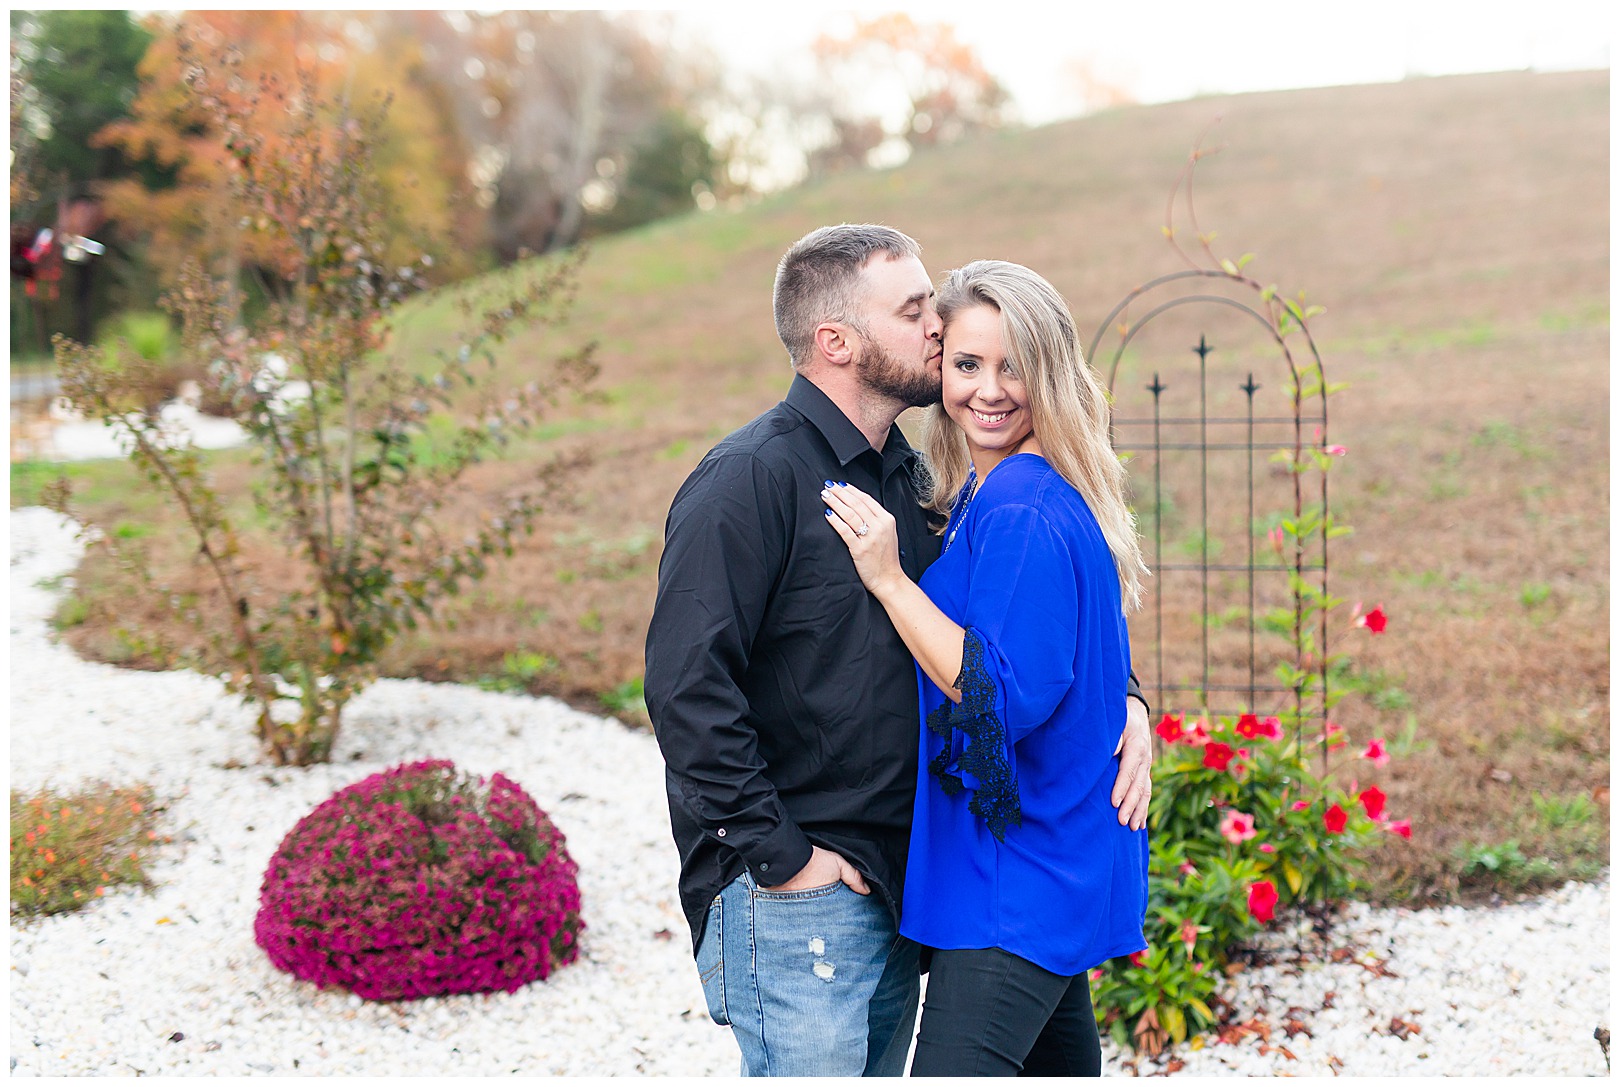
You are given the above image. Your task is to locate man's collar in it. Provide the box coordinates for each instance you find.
[784,373,907,468]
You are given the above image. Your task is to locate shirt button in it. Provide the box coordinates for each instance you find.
[717,828,726,838]
[759,863,770,872]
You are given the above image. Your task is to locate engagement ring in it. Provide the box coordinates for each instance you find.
[856,523,870,537]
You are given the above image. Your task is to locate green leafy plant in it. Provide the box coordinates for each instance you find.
[1091,710,1403,1050]
[10,783,165,918]
[1456,839,1560,886]
[475,649,558,694]
[600,676,648,724]
[43,40,595,766]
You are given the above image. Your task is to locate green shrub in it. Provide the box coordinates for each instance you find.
[1090,712,1405,1051]
[10,783,164,917]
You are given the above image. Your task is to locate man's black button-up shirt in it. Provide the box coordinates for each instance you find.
[646,375,943,952]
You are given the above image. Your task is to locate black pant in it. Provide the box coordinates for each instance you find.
[909,947,1102,1077]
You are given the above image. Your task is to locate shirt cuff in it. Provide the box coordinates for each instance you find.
[1126,673,1149,717]
[740,818,814,887]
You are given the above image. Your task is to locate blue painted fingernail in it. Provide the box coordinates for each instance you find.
[825,508,834,516]
[823,479,834,487]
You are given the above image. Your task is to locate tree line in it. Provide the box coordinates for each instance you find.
[9,10,1012,353]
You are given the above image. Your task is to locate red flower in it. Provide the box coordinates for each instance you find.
[1354,604,1388,633]
[1247,880,1279,923]
[1203,742,1237,772]
[1235,713,1263,738]
[1128,949,1148,967]
[1155,713,1185,742]
[1363,738,1390,767]
[1220,809,1257,844]
[1323,803,1348,834]
[1359,785,1387,821]
[1181,718,1212,746]
[1386,820,1413,840]
[1180,921,1198,950]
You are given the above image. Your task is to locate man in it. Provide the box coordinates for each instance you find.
[645,224,1152,1077]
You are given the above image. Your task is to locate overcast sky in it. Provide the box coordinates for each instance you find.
[672,1,1612,125]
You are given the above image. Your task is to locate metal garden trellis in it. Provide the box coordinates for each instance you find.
[1088,265,1335,760]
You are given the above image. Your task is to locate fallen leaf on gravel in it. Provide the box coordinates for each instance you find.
[651,928,673,941]
[1278,1045,1298,1061]
[1327,1055,1344,1076]
[1283,1018,1312,1038]
[1322,991,1337,1009]
[1218,1018,1272,1046]
[1165,1058,1186,1073]
[1389,1016,1421,1040]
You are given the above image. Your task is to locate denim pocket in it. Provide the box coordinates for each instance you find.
[696,895,729,1026]
[751,879,844,901]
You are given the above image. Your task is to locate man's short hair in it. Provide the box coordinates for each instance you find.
[772,224,922,369]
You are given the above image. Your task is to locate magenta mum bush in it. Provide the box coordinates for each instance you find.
[254,759,583,1001]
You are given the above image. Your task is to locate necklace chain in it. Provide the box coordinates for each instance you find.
[942,465,978,553]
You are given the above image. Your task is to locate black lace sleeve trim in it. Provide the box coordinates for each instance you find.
[924,627,1021,841]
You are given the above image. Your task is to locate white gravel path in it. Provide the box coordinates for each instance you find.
[8,506,1612,1077]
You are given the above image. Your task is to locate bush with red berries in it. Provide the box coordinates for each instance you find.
[254,759,583,1001]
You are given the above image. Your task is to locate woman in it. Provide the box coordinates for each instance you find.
[821,260,1149,1076]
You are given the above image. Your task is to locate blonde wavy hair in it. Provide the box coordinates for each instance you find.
[922,260,1148,611]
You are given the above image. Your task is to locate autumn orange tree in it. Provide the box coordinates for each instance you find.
[94,11,477,299]
[47,32,594,767]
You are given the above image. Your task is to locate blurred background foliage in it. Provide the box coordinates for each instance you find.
[9,9,1007,350]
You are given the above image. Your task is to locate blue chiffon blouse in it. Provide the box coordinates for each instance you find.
[900,453,1149,976]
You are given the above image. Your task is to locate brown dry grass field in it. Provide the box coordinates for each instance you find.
[16,69,1608,906]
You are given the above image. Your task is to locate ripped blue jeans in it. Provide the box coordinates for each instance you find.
[696,870,921,1077]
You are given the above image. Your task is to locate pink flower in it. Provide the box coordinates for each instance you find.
[1181,718,1212,746]
[1363,738,1390,767]
[1268,525,1286,559]
[1129,949,1148,967]
[1291,800,1312,812]
[1204,742,1238,772]
[1180,921,1198,950]
[1193,961,1206,974]
[1386,820,1413,840]
[1220,809,1257,844]
[1178,861,1198,877]
[1323,803,1348,835]
[1326,444,1347,456]
[1259,843,1277,853]
[1155,713,1185,742]
[1248,880,1279,923]
[1359,785,1387,821]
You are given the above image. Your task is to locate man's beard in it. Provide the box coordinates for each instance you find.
[855,337,941,408]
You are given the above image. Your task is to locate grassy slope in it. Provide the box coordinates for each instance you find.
[20,69,1608,904]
